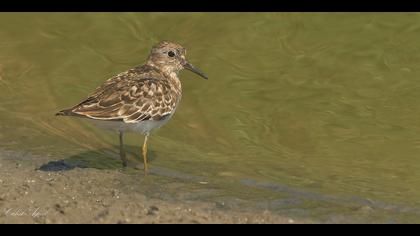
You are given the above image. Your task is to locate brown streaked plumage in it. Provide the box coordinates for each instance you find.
[56,41,208,173]
[58,65,181,123]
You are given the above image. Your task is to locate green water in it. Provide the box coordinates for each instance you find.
[2,12,420,223]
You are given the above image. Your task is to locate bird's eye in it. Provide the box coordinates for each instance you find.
[168,51,175,57]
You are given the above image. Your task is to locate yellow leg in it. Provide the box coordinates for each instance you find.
[119,131,128,168]
[142,134,149,174]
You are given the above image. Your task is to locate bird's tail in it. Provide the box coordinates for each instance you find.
[55,108,87,119]
[55,109,74,116]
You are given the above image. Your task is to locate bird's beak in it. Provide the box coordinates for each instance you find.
[183,61,208,80]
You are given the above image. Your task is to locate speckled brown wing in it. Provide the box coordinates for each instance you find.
[60,67,179,123]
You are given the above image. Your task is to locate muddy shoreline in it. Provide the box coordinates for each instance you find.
[0,149,308,224]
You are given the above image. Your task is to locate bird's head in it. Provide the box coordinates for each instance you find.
[146,41,208,80]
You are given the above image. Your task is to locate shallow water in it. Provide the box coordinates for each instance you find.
[2,12,420,223]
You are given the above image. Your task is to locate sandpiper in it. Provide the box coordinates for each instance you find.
[56,41,208,173]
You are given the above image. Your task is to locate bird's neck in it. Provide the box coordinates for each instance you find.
[146,61,177,76]
[145,62,182,94]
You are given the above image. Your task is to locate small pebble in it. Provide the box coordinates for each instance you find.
[147,206,159,215]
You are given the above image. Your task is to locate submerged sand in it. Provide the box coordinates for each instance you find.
[0,149,308,224]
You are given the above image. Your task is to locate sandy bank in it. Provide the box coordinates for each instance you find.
[0,149,308,224]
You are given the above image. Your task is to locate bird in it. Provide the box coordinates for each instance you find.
[56,41,208,174]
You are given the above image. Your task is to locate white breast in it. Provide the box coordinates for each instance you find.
[88,107,177,135]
